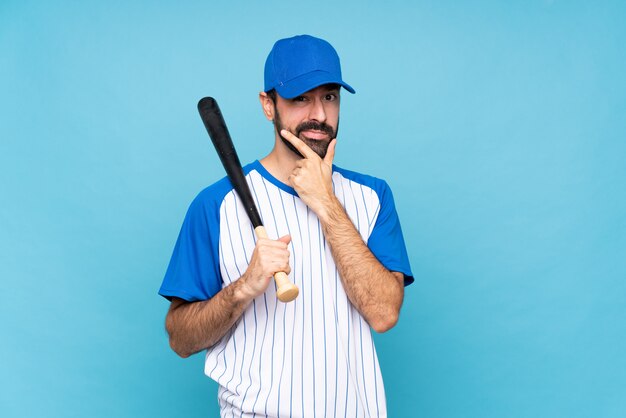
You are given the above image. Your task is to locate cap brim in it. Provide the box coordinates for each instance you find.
[275,71,355,99]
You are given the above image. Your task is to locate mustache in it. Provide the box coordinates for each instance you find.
[295,121,335,137]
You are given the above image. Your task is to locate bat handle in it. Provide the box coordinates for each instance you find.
[254,226,299,303]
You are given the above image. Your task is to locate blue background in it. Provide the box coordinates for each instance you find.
[2,1,625,417]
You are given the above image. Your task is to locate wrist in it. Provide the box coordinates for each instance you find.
[315,195,343,224]
[231,275,256,305]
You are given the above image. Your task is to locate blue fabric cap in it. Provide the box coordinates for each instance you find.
[264,34,356,99]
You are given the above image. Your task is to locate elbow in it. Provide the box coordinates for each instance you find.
[370,291,403,333]
[370,272,405,333]
[169,337,192,358]
[370,310,399,334]
[165,315,192,358]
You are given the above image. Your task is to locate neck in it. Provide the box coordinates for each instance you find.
[259,135,301,184]
[260,146,300,184]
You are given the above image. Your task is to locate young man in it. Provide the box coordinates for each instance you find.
[160,34,413,417]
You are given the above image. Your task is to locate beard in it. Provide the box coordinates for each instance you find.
[273,107,339,159]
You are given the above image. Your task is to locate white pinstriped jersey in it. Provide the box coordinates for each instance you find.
[160,160,413,417]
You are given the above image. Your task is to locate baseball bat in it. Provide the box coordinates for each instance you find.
[197,97,299,303]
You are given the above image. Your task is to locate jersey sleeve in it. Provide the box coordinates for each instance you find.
[368,181,414,286]
[158,191,224,302]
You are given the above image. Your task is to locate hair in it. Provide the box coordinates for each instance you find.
[266,89,277,104]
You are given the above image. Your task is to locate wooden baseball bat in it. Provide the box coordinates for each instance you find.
[197,96,299,303]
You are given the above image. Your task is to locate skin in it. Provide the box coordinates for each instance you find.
[166,84,404,358]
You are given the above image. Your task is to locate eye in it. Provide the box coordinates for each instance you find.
[325,93,338,101]
[292,96,307,102]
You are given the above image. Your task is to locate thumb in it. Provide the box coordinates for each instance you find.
[324,138,336,165]
[277,234,292,245]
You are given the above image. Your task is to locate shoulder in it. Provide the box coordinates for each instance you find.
[332,165,391,196]
[192,175,233,208]
[184,176,233,220]
[190,161,258,210]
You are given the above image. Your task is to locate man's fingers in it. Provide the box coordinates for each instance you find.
[258,236,291,249]
[324,138,336,165]
[280,129,318,159]
[277,234,292,245]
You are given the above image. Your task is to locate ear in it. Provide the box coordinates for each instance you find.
[259,92,275,121]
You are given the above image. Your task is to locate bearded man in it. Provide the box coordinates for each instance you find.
[160,34,413,417]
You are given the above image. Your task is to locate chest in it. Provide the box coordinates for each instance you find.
[217,172,380,283]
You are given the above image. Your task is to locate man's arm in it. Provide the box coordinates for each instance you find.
[165,235,291,357]
[315,198,404,333]
[166,282,251,358]
[281,130,405,333]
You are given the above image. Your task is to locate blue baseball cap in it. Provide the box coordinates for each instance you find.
[264,35,356,99]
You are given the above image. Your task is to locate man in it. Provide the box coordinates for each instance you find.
[160,34,413,417]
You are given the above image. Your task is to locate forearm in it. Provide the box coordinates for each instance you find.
[165,279,253,358]
[318,197,404,333]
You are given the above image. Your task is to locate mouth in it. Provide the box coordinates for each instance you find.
[300,130,330,140]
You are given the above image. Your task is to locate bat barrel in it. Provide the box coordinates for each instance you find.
[198,97,263,228]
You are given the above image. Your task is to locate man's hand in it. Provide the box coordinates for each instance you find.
[240,234,292,299]
[281,129,337,217]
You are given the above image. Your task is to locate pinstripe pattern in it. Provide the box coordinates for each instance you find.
[206,166,388,417]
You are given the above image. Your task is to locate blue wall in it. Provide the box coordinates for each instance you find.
[1,1,624,416]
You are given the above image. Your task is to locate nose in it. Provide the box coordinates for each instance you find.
[308,98,327,123]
